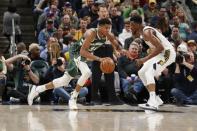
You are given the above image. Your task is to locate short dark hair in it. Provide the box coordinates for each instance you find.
[98,4,107,11]
[8,4,17,13]
[98,18,112,26]
[130,15,142,24]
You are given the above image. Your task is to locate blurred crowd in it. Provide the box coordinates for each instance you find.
[1,0,197,106]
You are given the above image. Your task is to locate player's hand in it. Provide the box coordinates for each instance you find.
[135,58,145,68]
[120,49,128,56]
[97,57,105,62]
[114,50,121,58]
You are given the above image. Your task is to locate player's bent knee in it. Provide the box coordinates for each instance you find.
[77,70,92,86]
[53,73,73,88]
[84,70,92,78]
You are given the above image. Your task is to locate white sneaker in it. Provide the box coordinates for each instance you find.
[28,85,39,106]
[69,92,78,110]
[156,95,163,106]
[69,98,78,110]
[138,98,159,111]
[10,97,20,103]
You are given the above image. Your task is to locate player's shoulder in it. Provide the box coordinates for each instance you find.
[143,26,155,33]
[143,26,157,38]
[143,26,152,38]
[84,28,96,37]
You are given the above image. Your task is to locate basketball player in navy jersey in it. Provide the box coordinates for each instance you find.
[129,15,176,110]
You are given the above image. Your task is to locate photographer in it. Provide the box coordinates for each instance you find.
[171,51,197,105]
[46,57,88,104]
[6,53,39,104]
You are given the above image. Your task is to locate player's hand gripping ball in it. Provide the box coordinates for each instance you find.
[100,57,115,74]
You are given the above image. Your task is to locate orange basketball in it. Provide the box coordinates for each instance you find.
[100,57,115,74]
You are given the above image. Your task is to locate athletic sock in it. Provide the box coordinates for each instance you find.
[35,85,46,93]
[149,91,156,100]
[71,90,79,99]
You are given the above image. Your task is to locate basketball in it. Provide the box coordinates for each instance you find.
[100,57,115,74]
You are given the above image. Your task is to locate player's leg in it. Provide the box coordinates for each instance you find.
[28,72,73,105]
[138,58,160,110]
[69,61,92,109]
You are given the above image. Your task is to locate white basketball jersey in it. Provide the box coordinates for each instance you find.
[143,26,174,51]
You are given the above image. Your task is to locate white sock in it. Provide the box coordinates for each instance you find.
[35,85,46,93]
[149,91,156,100]
[72,90,79,98]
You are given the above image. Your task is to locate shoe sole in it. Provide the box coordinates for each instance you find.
[138,104,158,111]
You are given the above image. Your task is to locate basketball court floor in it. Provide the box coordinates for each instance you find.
[0,104,196,131]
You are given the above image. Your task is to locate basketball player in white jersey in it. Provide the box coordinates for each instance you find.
[129,15,176,110]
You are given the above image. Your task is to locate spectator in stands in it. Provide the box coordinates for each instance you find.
[118,20,132,47]
[16,42,29,55]
[88,4,109,28]
[144,0,159,24]
[33,0,49,34]
[54,27,64,44]
[110,6,124,35]
[38,18,57,51]
[37,4,60,32]
[168,26,183,49]
[167,1,179,23]
[40,37,61,64]
[28,43,44,61]
[3,4,22,44]
[187,40,197,60]
[172,15,190,41]
[171,51,197,105]
[150,7,171,37]
[122,0,144,21]
[43,0,59,14]
[62,4,79,29]
[59,15,71,30]
[33,0,49,14]
[117,42,144,103]
[188,22,197,43]
[133,38,147,58]
[78,0,99,22]
[74,18,88,41]
[176,8,189,24]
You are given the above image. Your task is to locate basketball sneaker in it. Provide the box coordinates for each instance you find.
[69,91,78,110]
[156,95,164,106]
[138,98,159,111]
[28,85,39,106]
